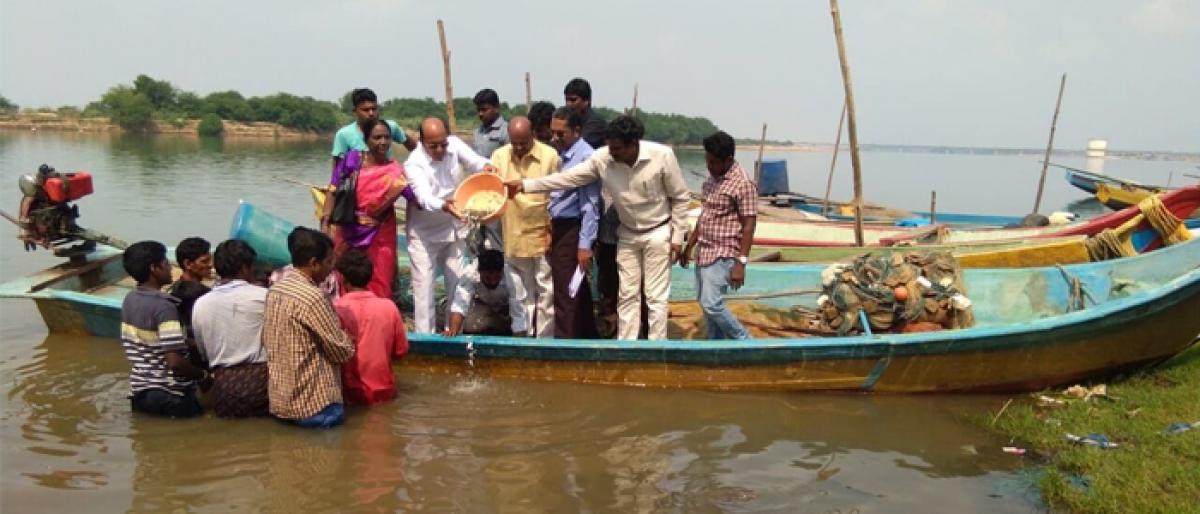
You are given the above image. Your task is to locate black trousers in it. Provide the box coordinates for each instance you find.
[550,218,597,338]
[131,388,203,418]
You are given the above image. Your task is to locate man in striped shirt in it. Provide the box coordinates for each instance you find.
[120,241,209,418]
[679,131,758,340]
[263,227,355,428]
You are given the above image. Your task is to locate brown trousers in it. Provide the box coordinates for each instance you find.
[550,218,597,338]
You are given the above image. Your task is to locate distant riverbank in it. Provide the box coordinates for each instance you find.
[0,113,328,139]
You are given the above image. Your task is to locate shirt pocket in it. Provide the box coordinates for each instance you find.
[625,175,664,207]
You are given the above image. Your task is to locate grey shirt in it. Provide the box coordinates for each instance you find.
[473,116,509,159]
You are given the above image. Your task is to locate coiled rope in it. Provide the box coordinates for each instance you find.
[1084,193,1190,262]
[1138,195,1191,246]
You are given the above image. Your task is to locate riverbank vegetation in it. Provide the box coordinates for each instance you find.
[4,75,722,144]
[986,343,1200,514]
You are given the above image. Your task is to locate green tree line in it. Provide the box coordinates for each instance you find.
[81,75,345,134]
[25,75,724,144]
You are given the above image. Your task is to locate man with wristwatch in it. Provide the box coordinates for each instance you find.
[679,131,757,340]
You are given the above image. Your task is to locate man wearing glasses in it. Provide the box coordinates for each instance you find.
[403,117,495,333]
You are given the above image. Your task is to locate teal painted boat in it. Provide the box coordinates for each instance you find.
[3,200,1198,393]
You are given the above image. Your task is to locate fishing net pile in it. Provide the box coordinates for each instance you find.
[669,251,977,339]
[818,251,975,335]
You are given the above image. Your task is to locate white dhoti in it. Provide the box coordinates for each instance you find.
[407,236,465,334]
[504,255,555,338]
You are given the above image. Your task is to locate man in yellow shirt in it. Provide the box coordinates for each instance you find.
[492,117,560,338]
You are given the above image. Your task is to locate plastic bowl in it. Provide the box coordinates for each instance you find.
[453,172,508,223]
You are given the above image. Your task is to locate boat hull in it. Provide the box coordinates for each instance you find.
[32,296,122,338]
[399,272,1200,392]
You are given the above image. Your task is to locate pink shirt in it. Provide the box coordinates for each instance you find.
[334,291,409,406]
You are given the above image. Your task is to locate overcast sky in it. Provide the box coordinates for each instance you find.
[2,0,1196,152]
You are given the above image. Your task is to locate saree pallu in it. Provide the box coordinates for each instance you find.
[209,363,269,418]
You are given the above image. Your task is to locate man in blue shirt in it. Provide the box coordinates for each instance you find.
[546,107,601,338]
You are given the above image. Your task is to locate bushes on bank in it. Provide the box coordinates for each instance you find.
[198,114,224,136]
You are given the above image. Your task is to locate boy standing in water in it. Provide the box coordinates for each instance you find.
[333,250,409,406]
[169,237,212,348]
[120,241,210,418]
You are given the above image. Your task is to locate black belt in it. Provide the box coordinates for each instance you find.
[552,217,581,226]
[620,217,670,234]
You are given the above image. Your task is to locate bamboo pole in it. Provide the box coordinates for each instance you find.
[437,20,457,134]
[829,0,865,247]
[754,123,768,186]
[929,190,937,224]
[524,72,532,113]
[821,101,847,216]
[631,82,639,117]
[1032,73,1067,214]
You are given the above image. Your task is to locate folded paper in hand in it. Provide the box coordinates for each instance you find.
[569,266,585,298]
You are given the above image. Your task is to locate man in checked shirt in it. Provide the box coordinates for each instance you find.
[263,227,355,428]
[679,131,758,340]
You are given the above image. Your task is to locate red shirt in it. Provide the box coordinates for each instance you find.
[696,162,758,267]
[334,291,409,406]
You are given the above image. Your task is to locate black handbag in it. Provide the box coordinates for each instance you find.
[330,168,359,225]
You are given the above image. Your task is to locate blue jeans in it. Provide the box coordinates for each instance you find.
[294,403,345,429]
[695,258,750,340]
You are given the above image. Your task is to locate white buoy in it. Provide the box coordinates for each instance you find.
[1086,138,1107,174]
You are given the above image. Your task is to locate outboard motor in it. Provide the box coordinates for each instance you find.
[16,163,119,258]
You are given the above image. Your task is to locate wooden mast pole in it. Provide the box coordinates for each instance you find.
[437,20,457,134]
[1032,73,1067,214]
[754,123,768,186]
[929,190,937,224]
[821,101,847,216]
[525,72,532,113]
[829,0,865,246]
[631,82,639,117]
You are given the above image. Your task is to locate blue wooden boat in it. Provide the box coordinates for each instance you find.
[403,238,1200,392]
[1053,162,1168,195]
[3,199,1197,393]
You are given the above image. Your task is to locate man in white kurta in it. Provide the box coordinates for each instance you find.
[507,115,691,340]
[404,117,494,333]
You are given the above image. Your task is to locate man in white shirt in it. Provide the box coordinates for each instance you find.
[442,249,526,336]
[404,117,495,333]
[191,239,270,418]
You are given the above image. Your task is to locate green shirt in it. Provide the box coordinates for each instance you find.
[331,120,407,158]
